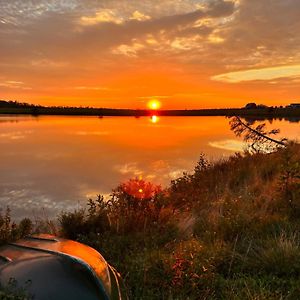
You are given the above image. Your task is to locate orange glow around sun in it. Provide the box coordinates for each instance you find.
[148,99,161,110]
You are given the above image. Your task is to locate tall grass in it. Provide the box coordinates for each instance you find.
[2,144,300,299]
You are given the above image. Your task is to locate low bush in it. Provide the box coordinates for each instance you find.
[0,208,32,245]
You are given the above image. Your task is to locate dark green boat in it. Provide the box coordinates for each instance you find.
[0,234,126,300]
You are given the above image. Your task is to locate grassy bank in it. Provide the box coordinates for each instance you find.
[1,144,300,299]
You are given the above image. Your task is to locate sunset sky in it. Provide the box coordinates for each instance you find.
[0,0,299,109]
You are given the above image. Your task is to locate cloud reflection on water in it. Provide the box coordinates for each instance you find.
[209,139,246,152]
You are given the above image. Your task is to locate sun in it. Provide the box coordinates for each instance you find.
[147,99,161,110]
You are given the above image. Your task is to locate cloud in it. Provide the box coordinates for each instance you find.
[31,59,68,68]
[130,11,151,21]
[216,0,300,69]
[74,86,110,91]
[1,0,300,107]
[80,9,123,25]
[0,80,32,89]
[212,65,300,83]
[0,0,236,63]
[112,42,145,57]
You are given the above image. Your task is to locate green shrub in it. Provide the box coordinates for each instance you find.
[0,208,33,245]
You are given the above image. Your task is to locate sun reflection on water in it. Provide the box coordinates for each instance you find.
[150,115,159,123]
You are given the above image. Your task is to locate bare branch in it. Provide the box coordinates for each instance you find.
[229,116,287,153]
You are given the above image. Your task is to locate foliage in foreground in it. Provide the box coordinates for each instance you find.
[57,143,300,299]
[0,278,33,300]
[1,144,300,299]
[0,209,32,246]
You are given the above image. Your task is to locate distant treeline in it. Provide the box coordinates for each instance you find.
[0,100,300,119]
[0,100,39,108]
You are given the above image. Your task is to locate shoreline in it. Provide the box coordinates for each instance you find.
[1,107,300,118]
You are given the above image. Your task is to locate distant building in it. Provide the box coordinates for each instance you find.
[287,103,300,109]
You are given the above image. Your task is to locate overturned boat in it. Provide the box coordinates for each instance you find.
[0,234,126,300]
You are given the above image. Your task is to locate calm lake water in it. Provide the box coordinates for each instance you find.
[0,115,299,219]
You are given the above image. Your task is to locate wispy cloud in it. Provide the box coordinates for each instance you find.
[74,86,110,91]
[138,95,170,100]
[212,65,300,83]
[31,59,68,68]
[112,42,145,57]
[0,80,32,90]
[80,9,123,26]
[130,11,151,21]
